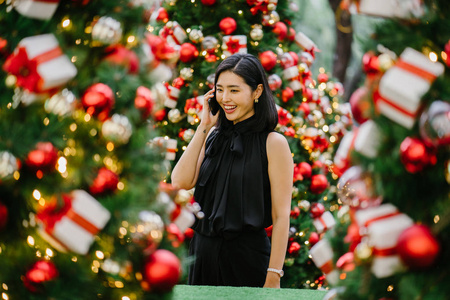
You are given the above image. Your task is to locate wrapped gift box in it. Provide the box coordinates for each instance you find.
[152,137,178,161]
[367,213,413,278]
[282,66,302,91]
[313,211,336,234]
[164,85,180,109]
[159,21,187,46]
[222,35,247,57]
[172,207,195,233]
[185,96,204,123]
[37,190,111,255]
[14,0,60,20]
[333,129,358,172]
[4,33,77,93]
[354,120,383,158]
[378,47,444,128]
[295,32,317,53]
[309,239,339,285]
[355,203,399,230]
[354,0,425,19]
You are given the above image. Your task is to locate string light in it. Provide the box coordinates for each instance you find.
[84,114,91,122]
[62,18,71,29]
[387,285,394,292]
[43,117,50,126]
[32,190,41,200]
[434,215,440,223]
[13,171,20,180]
[117,182,125,190]
[96,251,105,260]
[2,284,7,290]
[2,292,9,300]
[428,51,438,62]
[27,236,35,246]
[57,157,67,173]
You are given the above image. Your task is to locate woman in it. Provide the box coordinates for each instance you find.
[171,53,293,288]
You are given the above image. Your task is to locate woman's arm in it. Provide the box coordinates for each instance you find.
[264,132,293,288]
[170,89,218,190]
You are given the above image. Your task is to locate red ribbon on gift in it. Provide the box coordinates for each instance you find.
[184,97,203,114]
[164,82,180,101]
[249,0,270,15]
[225,38,246,55]
[320,260,334,274]
[396,58,438,83]
[373,246,397,257]
[160,24,183,45]
[3,45,62,93]
[373,89,417,118]
[363,211,401,228]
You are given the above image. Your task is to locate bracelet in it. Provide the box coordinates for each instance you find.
[267,268,284,277]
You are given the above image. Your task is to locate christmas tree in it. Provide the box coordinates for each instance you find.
[311,0,450,299]
[148,0,352,288]
[0,1,196,298]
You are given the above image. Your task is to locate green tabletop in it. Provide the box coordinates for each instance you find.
[172,285,327,300]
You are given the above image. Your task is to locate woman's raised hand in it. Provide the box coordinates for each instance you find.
[200,88,219,130]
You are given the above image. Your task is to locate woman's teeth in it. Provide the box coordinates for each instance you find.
[224,105,237,110]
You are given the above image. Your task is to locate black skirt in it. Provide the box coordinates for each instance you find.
[188,229,271,287]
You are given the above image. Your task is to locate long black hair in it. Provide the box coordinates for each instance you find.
[211,53,278,132]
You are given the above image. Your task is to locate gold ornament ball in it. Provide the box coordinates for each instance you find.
[168,109,182,123]
[354,242,373,264]
[5,75,16,88]
[189,29,204,43]
[378,53,394,72]
[267,3,276,11]
[298,200,311,211]
[175,189,191,205]
[250,25,264,41]
[183,128,195,142]
[180,67,194,81]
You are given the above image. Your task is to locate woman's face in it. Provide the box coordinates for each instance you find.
[215,71,259,124]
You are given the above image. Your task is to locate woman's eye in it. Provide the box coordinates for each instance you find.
[231,89,239,93]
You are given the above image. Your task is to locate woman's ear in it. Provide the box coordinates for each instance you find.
[253,84,263,99]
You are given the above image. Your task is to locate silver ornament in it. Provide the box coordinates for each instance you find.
[168,109,183,123]
[250,25,264,41]
[44,89,76,117]
[101,114,132,144]
[182,128,195,142]
[298,200,310,211]
[0,151,19,180]
[189,29,204,43]
[262,11,280,26]
[201,36,218,52]
[300,51,314,67]
[92,16,123,45]
[131,210,165,248]
[180,67,194,81]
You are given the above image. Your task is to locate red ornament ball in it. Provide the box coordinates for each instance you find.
[81,83,115,121]
[349,86,371,124]
[201,0,216,5]
[184,227,195,239]
[281,87,294,103]
[153,108,167,122]
[288,241,301,255]
[317,73,329,83]
[397,225,440,269]
[290,206,300,219]
[272,22,288,41]
[445,40,450,67]
[219,17,237,35]
[362,51,380,75]
[24,260,59,292]
[308,232,320,246]
[310,174,329,194]
[419,100,450,147]
[179,43,199,63]
[297,102,310,116]
[135,86,154,119]
[25,142,59,172]
[400,137,437,173]
[0,202,8,230]
[310,202,325,218]
[156,7,169,23]
[89,167,119,195]
[104,45,139,74]
[143,249,181,292]
[297,162,312,180]
[287,27,296,42]
[259,50,277,71]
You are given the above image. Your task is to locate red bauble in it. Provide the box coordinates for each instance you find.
[25,142,59,172]
[445,40,450,67]
[281,87,294,103]
[0,202,8,230]
[143,249,181,292]
[349,86,370,124]
[81,83,115,121]
[294,162,312,181]
[184,227,195,239]
[310,202,325,218]
[397,225,440,269]
[259,50,277,71]
[153,108,167,122]
[179,43,199,63]
[287,27,296,42]
[104,45,139,74]
[219,17,237,35]
[288,241,301,255]
[297,102,310,116]
[135,86,154,119]
[317,73,328,83]
[24,260,59,292]
[290,206,300,219]
[272,22,288,41]
[336,252,355,272]
[89,167,119,195]
[400,137,437,173]
[201,0,216,5]
[362,51,380,75]
[156,7,169,23]
[310,174,328,194]
[308,232,320,246]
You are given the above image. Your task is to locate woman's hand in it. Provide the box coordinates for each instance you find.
[263,272,281,288]
[200,88,219,131]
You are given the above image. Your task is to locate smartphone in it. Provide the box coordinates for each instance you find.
[208,92,220,115]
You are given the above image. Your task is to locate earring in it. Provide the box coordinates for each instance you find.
[254,98,259,103]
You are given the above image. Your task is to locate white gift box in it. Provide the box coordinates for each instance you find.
[378,47,444,129]
[354,120,383,158]
[282,66,302,91]
[295,32,317,52]
[354,0,424,19]
[355,203,399,230]
[333,129,357,172]
[173,207,195,233]
[185,96,204,123]
[367,213,413,278]
[14,0,60,20]
[38,190,111,255]
[159,21,187,46]
[164,85,180,109]
[153,137,178,161]
[313,211,336,234]
[11,34,77,92]
[222,35,247,57]
[309,239,339,285]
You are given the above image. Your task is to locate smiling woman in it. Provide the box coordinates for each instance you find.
[171,53,293,288]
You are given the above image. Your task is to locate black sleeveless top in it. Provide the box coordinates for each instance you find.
[192,116,273,239]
